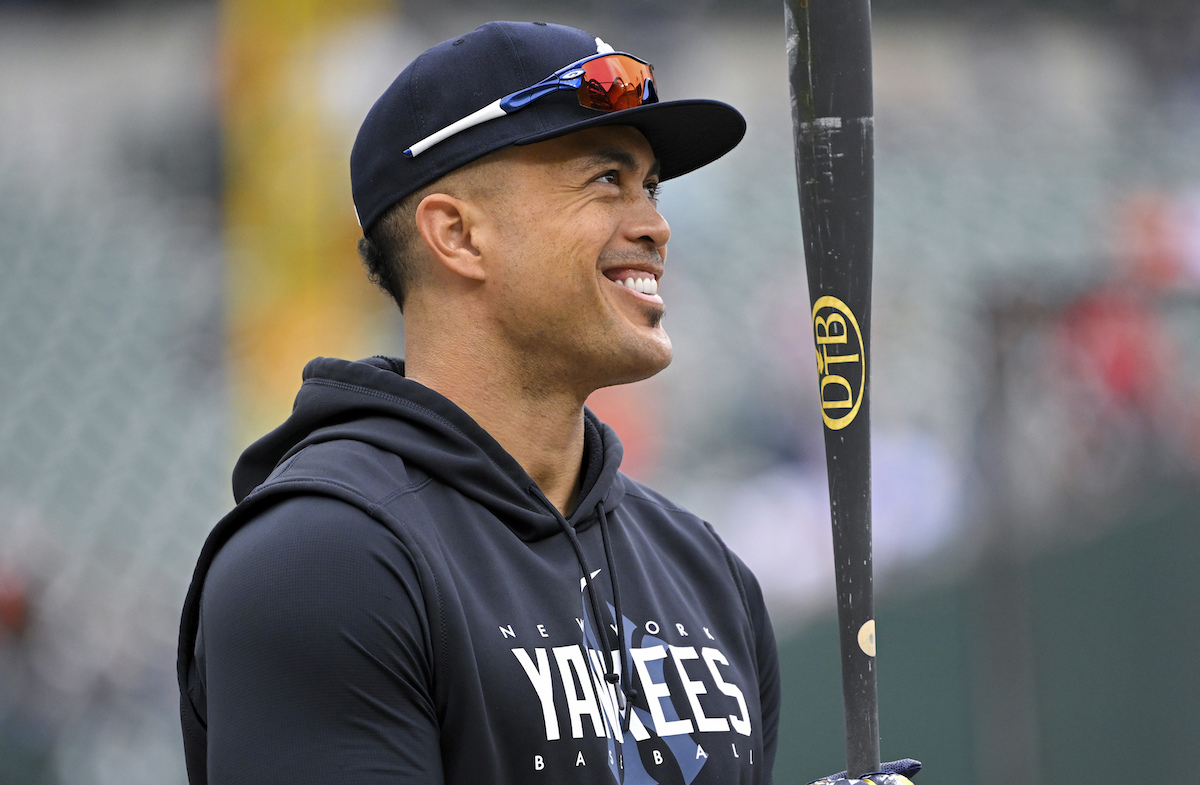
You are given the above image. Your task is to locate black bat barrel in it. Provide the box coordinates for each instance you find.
[784,0,879,777]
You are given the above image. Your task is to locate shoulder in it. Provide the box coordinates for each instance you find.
[203,494,426,641]
[246,439,427,509]
[195,496,441,785]
[618,473,736,553]
[618,473,707,525]
[211,494,395,570]
[618,473,771,615]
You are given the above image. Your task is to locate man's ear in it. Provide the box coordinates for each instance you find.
[413,193,489,282]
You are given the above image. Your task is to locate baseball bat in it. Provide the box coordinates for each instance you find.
[783,0,880,777]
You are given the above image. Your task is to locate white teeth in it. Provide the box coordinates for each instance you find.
[615,275,658,295]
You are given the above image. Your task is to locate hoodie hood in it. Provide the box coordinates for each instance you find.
[232,356,627,541]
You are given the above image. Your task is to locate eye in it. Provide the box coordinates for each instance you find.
[644,180,662,201]
[595,170,620,186]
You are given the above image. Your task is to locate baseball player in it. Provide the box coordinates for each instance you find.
[178,20,915,785]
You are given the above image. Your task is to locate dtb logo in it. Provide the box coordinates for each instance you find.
[812,296,865,431]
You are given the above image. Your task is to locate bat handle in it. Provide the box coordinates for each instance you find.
[833,530,880,776]
[840,630,880,775]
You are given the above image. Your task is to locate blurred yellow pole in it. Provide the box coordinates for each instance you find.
[221,0,389,444]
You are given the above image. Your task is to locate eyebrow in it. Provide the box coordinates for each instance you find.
[579,148,662,179]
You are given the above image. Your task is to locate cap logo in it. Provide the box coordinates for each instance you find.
[595,37,615,54]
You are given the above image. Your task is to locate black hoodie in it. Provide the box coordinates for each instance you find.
[178,357,779,785]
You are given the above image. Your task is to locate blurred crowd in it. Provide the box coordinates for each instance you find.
[1,1,1198,782]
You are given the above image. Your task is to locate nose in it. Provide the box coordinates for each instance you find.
[626,192,671,253]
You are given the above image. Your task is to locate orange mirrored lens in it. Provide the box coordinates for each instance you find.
[575,55,656,112]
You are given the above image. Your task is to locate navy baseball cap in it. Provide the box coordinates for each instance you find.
[350,21,746,232]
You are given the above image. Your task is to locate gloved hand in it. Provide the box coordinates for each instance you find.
[809,758,922,785]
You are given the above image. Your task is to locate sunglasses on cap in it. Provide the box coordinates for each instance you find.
[404,52,658,159]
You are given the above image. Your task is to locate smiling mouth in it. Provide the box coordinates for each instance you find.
[605,268,663,304]
[615,275,658,296]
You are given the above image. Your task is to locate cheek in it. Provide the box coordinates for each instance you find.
[503,218,609,293]
[491,237,585,317]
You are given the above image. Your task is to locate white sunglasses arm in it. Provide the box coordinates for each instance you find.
[404,99,507,158]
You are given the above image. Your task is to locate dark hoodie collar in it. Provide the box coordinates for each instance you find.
[232,356,627,541]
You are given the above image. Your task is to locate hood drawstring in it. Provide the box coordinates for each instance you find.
[548,492,637,737]
[596,501,637,733]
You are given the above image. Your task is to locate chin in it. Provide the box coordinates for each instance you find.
[602,333,673,387]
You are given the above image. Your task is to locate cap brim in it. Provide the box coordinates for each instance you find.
[513,99,746,181]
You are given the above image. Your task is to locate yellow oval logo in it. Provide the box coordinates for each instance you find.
[812,295,865,431]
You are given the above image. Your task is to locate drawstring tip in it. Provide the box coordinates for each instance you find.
[619,687,639,732]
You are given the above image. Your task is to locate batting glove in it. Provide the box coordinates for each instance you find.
[809,758,922,785]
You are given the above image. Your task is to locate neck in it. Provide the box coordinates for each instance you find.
[404,330,589,516]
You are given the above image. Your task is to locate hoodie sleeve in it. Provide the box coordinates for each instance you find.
[196,495,442,785]
[733,551,782,785]
[715,547,782,785]
[700,519,782,783]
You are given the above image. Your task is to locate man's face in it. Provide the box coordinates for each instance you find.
[476,125,674,396]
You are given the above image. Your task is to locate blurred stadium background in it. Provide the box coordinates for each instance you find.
[1,0,1198,782]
